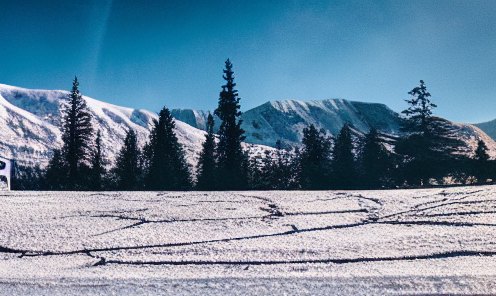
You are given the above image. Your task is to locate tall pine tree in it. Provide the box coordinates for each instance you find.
[331,124,357,189]
[196,113,217,190]
[298,124,332,190]
[145,107,192,190]
[113,129,142,190]
[214,59,248,190]
[46,76,93,189]
[395,80,465,186]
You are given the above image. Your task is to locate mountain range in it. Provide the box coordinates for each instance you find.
[1,83,495,169]
[474,119,496,141]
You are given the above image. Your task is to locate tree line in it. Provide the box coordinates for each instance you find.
[10,63,495,190]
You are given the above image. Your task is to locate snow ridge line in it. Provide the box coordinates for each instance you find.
[92,250,496,267]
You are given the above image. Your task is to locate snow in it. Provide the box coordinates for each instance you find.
[0,84,208,168]
[1,186,495,294]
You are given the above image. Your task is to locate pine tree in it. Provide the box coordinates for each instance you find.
[89,130,107,190]
[44,149,66,190]
[395,80,465,186]
[60,76,94,189]
[331,124,357,189]
[359,127,392,189]
[474,139,491,184]
[298,124,332,190]
[113,129,142,190]
[214,59,248,190]
[145,107,192,190]
[196,113,217,190]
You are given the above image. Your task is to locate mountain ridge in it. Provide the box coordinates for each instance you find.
[1,83,495,169]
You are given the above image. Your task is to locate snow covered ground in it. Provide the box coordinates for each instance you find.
[1,186,495,295]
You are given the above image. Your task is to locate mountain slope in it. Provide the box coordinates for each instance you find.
[474,119,496,141]
[0,84,206,168]
[240,99,402,147]
[170,109,221,132]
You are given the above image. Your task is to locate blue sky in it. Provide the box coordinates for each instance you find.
[1,0,495,123]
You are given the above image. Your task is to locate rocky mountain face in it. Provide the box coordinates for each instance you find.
[0,84,206,168]
[474,119,496,141]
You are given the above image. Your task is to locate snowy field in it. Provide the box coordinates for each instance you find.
[1,186,495,295]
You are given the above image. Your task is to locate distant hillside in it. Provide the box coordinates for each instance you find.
[474,119,496,141]
[240,99,402,147]
[170,109,221,132]
[0,84,206,168]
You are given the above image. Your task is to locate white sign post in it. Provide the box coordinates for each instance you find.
[0,156,11,190]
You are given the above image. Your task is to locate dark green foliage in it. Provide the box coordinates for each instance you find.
[298,124,332,190]
[473,139,493,184]
[145,107,192,190]
[401,80,436,133]
[214,59,248,190]
[196,113,217,190]
[59,76,94,189]
[358,127,393,189]
[331,124,357,189]
[113,129,143,190]
[395,80,466,186]
[44,149,67,190]
[11,163,44,190]
[89,130,107,190]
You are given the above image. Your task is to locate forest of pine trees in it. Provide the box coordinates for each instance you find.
[8,73,496,191]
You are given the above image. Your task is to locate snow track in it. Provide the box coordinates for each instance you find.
[1,186,496,295]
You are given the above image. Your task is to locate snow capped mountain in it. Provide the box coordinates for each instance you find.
[1,83,494,170]
[172,98,496,159]
[171,99,403,148]
[0,84,206,168]
[241,99,403,147]
[170,109,221,132]
[474,119,496,141]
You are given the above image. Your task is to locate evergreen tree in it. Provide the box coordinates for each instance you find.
[113,129,142,190]
[44,149,67,190]
[298,124,331,190]
[11,163,44,191]
[359,127,392,189]
[395,80,465,186]
[196,113,217,190]
[214,59,248,190]
[474,139,492,184]
[145,107,192,190]
[331,124,357,189]
[89,130,107,190]
[60,76,94,189]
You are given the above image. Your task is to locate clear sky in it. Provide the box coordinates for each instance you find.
[1,0,495,123]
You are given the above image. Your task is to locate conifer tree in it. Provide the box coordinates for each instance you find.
[214,59,248,190]
[331,124,357,189]
[395,80,465,186]
[89,130,107,190]
[145,107,192,190]
[113,129,142,190]
[298,124,331,190]
[474,139,491,184]
[359,127,392,189]
[44,149,66,190]
[60,76,94,189]
[196,113,217,190]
